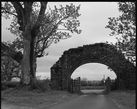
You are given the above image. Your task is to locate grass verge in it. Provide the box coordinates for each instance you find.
[107,90,136,109]
[1,88,79,109]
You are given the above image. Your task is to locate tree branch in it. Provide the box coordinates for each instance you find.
[36,2,47,25]
[35,10,70,57]
[32,2,48,36]
[24,2,33,21]
[1,7,18,17]
[57,29,70,31]
[36,15,69,45]
[11,2,25,30]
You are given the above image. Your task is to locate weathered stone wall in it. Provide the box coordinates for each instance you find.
[51,43,136,90]
[69,77,81,93]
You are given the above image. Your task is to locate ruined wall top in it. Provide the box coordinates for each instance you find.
[51,43,128,69]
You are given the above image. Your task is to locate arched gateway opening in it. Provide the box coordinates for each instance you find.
[71,63,117,93]
[71,63,117,80]
[51,43,136,91]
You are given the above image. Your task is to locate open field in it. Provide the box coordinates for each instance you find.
[81,86,105,90]
[107,90,136,109]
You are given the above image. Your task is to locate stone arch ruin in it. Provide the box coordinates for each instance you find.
[51,43,136,90]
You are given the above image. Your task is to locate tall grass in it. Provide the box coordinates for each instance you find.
[2,78,51,92]
[30,79,51,92]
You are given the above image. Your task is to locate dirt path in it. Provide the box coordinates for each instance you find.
[49,92,119,109]
[1,89,135,109]
[1,94,119,109]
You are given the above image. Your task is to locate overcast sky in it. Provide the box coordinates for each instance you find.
[2,2,120,80]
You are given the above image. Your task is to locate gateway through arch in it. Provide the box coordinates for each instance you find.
[71,63,117,80]
[51,43,136,90]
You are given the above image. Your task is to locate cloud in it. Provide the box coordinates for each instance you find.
[37,55,59,72]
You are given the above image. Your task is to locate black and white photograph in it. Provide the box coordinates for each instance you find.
[1,2,136,109]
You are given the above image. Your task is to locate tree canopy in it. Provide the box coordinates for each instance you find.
[1,2,81,86]
[2,2,81,58]
[106,2,136,65]
[1,56,21,82]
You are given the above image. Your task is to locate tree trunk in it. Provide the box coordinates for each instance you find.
[21,38,31,85]
[30,55,37,88]
[20,27,37,87]
[33,55,37,78]
[30,55,37,85]
[29,35,38,88]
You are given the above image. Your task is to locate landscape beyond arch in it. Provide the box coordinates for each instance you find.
[51,43,136,90]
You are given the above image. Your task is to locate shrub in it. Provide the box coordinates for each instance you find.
[2,81,20,90]
[31,79,51,92]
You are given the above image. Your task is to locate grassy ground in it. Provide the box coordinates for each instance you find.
[81,86,105,90]
[1,88,136,109]
[107,90,136,109]
[1,88,79,109]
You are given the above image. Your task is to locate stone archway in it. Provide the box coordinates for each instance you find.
[51,43,136,90]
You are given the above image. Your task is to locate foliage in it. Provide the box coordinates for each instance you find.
[1,2,81,85]
[106,2,136,65]
[2,2,81,57]
[1,42,21,82]
[30,79,51,92]
[1,56,21,82]
[2,81,20,90]
[35,3,81,57]
[2,41,23,53]
[2,2,48,85]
